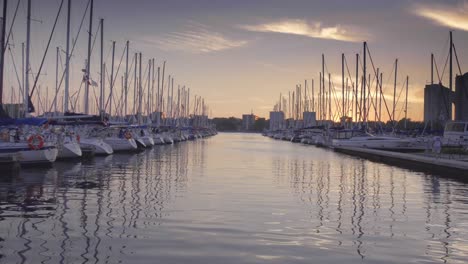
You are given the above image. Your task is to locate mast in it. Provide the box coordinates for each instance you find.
[379,72,382,124]
[342,53,344,118]
[363,42,367,125]
[109,41,115,117]
[393,59,398,123]
[405,76,409,129]
[431,53,434,85]
[64,0,71,112]
[151,58,155,117]
[328,73,331,122]
[138,52,142,124]
[318,73,321,122]
[170,78,174,124]
[147,59,151,121]
[157,66,160,112]
[55,46,59,114]
[24,0,31,114]
[0,0,7,104]
[84,0,93,114]
[355,53,358,123]
[375,68,379,122]
[99,18,104,116]
[124,40,128,117]
[449,31,453,92]
[312,79,314,112]
[322,54,325,121]
[160,61,165,114]
[133,53,137,116]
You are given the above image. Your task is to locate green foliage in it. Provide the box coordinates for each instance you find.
[212,117,242,131]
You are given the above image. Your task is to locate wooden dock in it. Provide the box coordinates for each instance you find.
[333,146,468,178]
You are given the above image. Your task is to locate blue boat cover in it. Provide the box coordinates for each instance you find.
[0,117,49,126]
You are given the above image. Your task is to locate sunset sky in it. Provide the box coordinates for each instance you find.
[3,0,468,121]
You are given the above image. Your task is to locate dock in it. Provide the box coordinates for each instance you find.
[333,146,468,178]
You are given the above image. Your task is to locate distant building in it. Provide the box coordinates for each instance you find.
[242,114,255,131]
[455,73,468,121]
[303,111,317,127]
[269,111,285,131]
[424,84,453,127]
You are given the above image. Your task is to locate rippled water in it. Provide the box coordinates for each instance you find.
[1,133,468,263]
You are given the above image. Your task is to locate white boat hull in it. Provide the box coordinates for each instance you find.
[58,142,82,159]
[104,137,138,151]
[80,138,113,155]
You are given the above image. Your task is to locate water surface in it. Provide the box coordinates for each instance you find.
[1,133,468,263]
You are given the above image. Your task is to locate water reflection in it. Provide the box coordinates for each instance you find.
[285,149,468,263]
[2,134,468,264]
[0,143,190,264]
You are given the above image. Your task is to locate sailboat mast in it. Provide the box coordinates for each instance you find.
[24,0,31,114]
[393,59,398,123]
[124,40,128,117]
[138,52,142,124]
[363,42,367,125]
[55,46,59,114]
[0,0,7,104]
[322,54,325,121]
[64,0,71,113]
[449,31,453,92]
[99,18,104,116]
[84,0,93,114]
[342,53,344,118]
[147,59,151,120]
[312,79,314,112]
[133,53,137,116]
[109,41,115,117]
[431,53,434,85]
[328,73,331,122]
[355,53,358,123]
[405,76,409,129]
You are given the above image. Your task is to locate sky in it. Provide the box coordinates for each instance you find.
[2,0,468,121]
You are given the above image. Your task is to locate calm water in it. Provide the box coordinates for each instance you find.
[1,133,468,263]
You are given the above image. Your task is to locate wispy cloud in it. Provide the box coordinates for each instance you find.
[239,19,367,42]
[412,1,468,31]
[147,22,248,54]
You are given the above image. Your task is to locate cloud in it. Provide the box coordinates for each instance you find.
[148,22,248,54]
[412,1,468,31]
[239,19,367,42]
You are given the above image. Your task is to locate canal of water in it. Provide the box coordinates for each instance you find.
[1,133,468,263]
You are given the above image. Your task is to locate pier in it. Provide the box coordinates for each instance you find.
[333,146,468,178]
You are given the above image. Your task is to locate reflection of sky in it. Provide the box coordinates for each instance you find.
[3,0,468,120]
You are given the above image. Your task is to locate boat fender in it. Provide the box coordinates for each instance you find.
[124,131,132,140]
[27,134,44,150]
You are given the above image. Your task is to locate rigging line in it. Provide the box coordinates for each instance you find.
[452,43,463,76]
[29,0,65,98]
[366,44,393,123]
[8,45,24,100]
[440,49,449,82]
[4,0,21,52]
[434,57,442,84]
[104,44,127,111]
[47,0,91,113]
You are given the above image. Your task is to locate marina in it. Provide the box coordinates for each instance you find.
[2,133,468,263]
[1,0,468,263]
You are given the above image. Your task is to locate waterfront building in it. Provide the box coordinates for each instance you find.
[242,114,255,131]
[303,111,317,127]
[269,111,285,131]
